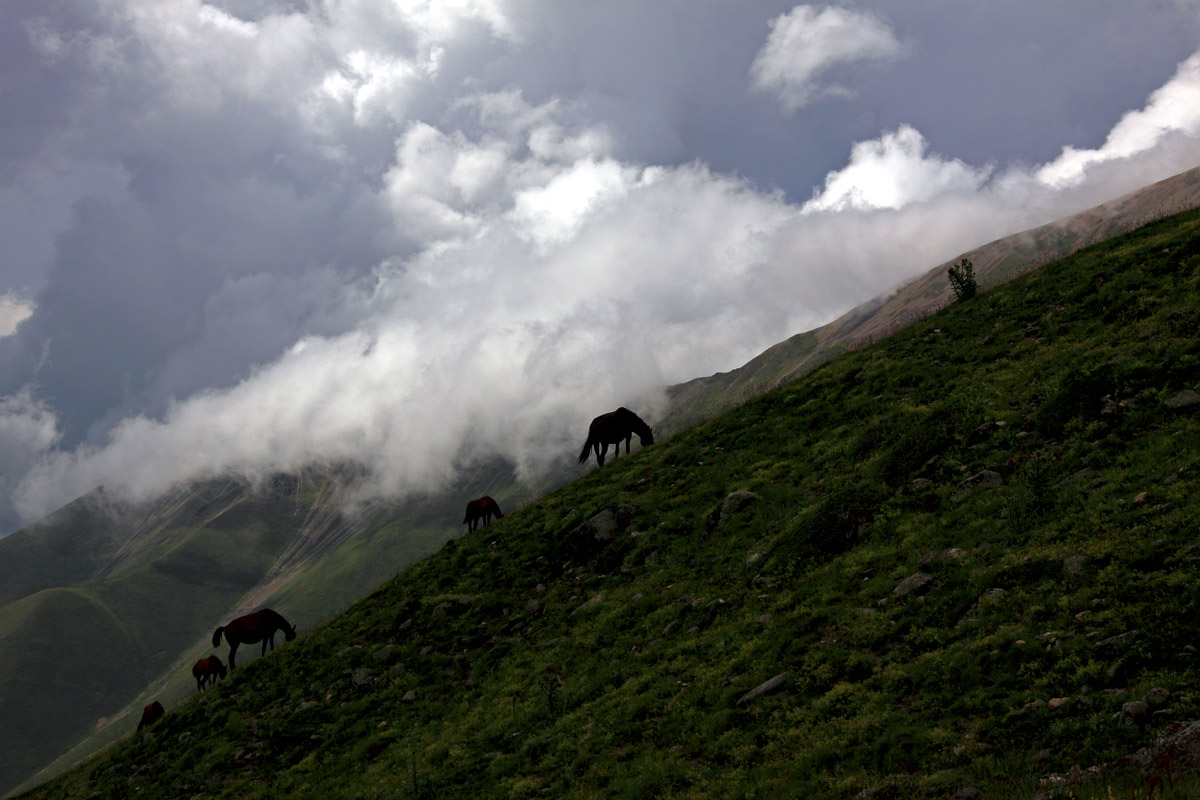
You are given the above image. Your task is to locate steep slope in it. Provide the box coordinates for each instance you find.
[0,471,383,795]
[0,462,534,796]
[19,207,1200,799]
[662,164,1200,435]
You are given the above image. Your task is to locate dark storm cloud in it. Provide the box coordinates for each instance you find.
[2,1,1200,529]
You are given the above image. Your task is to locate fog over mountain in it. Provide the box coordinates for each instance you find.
[2,1,1200,534]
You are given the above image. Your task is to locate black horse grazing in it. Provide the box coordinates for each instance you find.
[192,655,227,691]
[578,407,654,467]
[463,496,504,532]
[137,700,164,731]
[212,608,296,670]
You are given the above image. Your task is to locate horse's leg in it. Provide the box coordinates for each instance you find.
[229,641,239,670]
[597,442,607,466]
[625,433,632,454]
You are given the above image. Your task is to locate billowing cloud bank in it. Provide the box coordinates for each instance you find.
[2,2,1200,529]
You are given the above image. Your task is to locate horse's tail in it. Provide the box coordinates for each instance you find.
[212,626,225,648]
[578,434,594,465]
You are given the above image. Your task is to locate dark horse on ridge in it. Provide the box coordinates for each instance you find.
[578,407,654,467]
[463,496,504,532]
[213,608,296,670]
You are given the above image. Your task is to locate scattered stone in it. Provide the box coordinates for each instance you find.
[1119,700,1149,726]
[1063,555,1085,576]
[687,626,700,635]
[572,592,604,614]
[967,421,1001,445]
[757,613,772,624]
[1094,630,1138,651]
[705,491,760,536]
[350,668,374,687]
[1145,687,1171,707]
[745,552,763,566]
[419,645,434,656]
[1048,697,1070,710]
[526,598,541,614]
[402,690,417,703]
[1134,491,1148,503]
[536,583,547,593]
[957,470,1002,491]
[737,673,789,705]
[1165,389,1200,409]
[953,789,985,800]
[372,645,399,663]
[1018,699,1047,715]
[894,572,934,597]
[979,588,1006,607]
[919,548,968,569]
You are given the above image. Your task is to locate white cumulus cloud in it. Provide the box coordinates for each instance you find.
[803,125,992,213]
[750,4,905,111]
[1038,51,1200,188]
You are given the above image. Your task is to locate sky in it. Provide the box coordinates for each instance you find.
[1,1,1200,534]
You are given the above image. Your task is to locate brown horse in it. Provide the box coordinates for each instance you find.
[463,496,504,532]
[212,608,296,670]
[578,407,654,467]
[137,700,164,731]
[192,654,228,691]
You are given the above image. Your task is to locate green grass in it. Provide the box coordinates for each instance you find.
[17,209,1200,799]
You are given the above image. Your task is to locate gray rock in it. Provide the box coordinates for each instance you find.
[953,789,985,800]
[894,572,934,597]
[706,491,760,536]
[1120,700,1149,726]
[402,689,417,702]
[351,668,374,687]
[1165,389,1200,408]
[1145,687,1171,707]
[372,645,399,663]
[1094,630,1138,651]
[919,548,968,569]
[979,588,1006,607]
[1063,555,1085,576]
[957,470,1002,491]
[737,673,789,705]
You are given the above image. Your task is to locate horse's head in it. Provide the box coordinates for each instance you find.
[217,659,228,678]
[638,426,654,447]
[285,625,298,642]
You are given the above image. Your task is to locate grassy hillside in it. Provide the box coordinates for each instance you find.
[18,208,1200,799]
[4,464,537,796]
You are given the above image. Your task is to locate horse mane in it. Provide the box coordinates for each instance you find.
[618,407,654,444]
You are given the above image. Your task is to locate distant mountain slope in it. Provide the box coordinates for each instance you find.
[661,164,1200,434]
[0,460,532,797]
[0,470,385,795]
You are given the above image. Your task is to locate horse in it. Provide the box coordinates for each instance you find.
[137,700,164,731]
[463,496,504,532]
[577,407,654,467]
[192,654,228,692]
[212,608,297,670]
